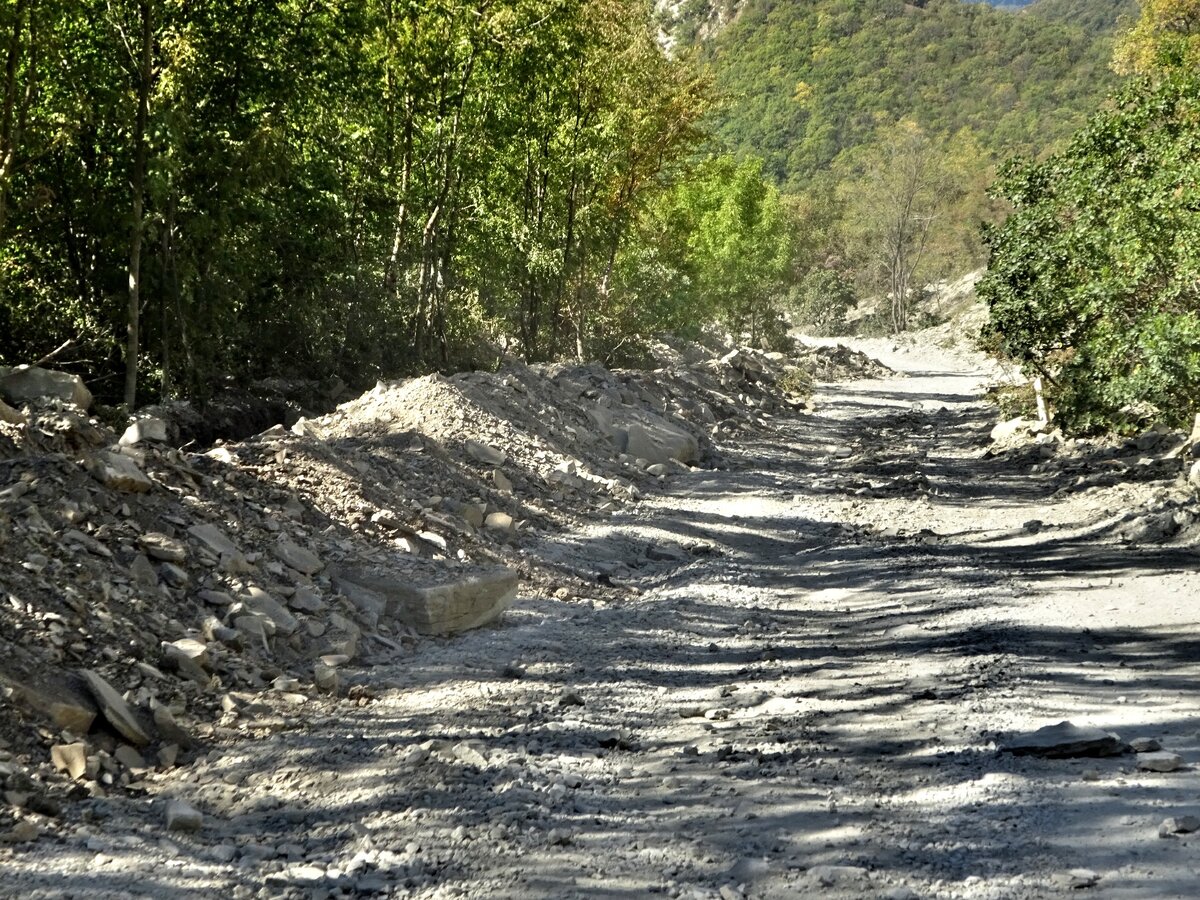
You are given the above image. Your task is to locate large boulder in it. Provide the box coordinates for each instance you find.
[0,366,92,410]
[0,665,97,734]
[591,406,699,466]
[333,567,519,635]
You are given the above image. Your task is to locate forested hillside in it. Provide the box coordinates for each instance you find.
[687,0,1120,187]
[0,0,1173,422]
[1025,0,1137,33]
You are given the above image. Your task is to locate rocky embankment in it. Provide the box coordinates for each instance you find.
[0,339,885,837]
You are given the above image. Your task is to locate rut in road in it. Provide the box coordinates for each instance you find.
[19,350,1200,900]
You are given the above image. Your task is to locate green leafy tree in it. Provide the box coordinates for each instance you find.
[979,68,1200,431]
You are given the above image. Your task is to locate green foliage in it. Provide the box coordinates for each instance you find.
[686,0,1120,190]
[979,68,1200,431]
[789,269,857,336]
[1025,0,1137,35]
[0,0,712,402]
[630,155,798,348]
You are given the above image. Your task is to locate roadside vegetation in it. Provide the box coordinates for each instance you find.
[979,0,1200,432]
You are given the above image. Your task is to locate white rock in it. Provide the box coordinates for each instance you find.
[88,452,153,493]
[120,416,168,446]
[165,800,203,833]
[1138,751,1184,772]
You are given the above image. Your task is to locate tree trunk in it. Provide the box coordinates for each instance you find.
[124,0,151,411]
[0,0,36,245]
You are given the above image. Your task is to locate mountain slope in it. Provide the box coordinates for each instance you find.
[1024,0,1137,33]
[690,0,1120,187]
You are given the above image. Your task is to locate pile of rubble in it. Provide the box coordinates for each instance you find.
[986,414,1200,545]
[0,339,884,829]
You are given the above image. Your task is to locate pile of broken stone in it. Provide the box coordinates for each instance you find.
[0,340,851,838]
[987,414,1200,545]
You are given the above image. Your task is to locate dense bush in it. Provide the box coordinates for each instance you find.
[979,68,1200,431]
[790,269,857,336]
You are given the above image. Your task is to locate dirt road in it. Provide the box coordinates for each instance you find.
[12,344,1200,899]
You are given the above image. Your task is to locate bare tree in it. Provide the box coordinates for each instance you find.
[840,120,944,333]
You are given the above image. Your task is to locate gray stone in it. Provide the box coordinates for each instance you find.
[1000,721,1125,758]
[1159,815,1200,837]
[241,587,299,636]
[0,366,92,409]
[0,398,25,426]
[120,416,169,446]
[165,800,203,833]
[274,536,323,575]
[129,553,159,589]
[139,532,187,563]
[883,888,920,900]
[88,452,153,493]
[1189,459,1200,489]
[1137,751,1184,772]
[188,523,241,558]
[80,669,152,747]
[332,566,519,635]
[492,469,513,493]
[1130,737,1162,753]
[466,440,507,466]
[809,864,867,886]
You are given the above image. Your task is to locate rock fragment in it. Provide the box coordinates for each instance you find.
[50,743,89,780]
[1159,816,1200,837]
[466,440,507,466]
[1000,721,1125,758]
[1137,751,1184,773]
[88,451,153,493]
[165,800,203,833]
[80,669,152,747]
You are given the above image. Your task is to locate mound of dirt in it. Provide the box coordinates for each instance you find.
[0,336,882,818]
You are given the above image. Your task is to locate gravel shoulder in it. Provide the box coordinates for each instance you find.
[6,343,1200,900]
